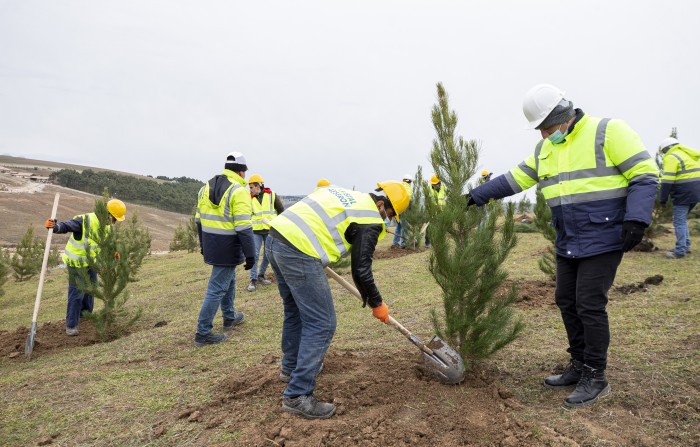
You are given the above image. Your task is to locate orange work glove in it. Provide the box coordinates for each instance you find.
[45,218,57,229]
[372,303,389,323]
[114,251,121,261]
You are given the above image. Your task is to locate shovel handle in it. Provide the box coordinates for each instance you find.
[324,266,435,356]
[31,193,60,324]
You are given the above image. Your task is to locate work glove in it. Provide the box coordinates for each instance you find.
[45,218,57,229]
[620,221,646,252]
[244,257,255,270]
[465,194,476,207]
[372,302,389,323]
[114,252,121,262]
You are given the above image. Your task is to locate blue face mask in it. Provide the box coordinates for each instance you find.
[548,126,568,144]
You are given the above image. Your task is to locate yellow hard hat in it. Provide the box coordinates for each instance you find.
[481,170,490,177]
[376,180,410,222]
[317,178,330,187]
[430,174,440,185]
[248,174,264,184]
[107,199,126,222]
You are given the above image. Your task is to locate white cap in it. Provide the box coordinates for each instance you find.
[659,137,679,152]
[402,173,412,181]
[225,151,248,171]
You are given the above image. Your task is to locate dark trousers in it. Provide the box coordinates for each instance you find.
[66,267,97,328]
[555,250,623,370]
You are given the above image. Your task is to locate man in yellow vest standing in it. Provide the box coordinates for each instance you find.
[426,174,447,248]
[658,137,700,258]
[45,199,127,336]
[267,181,409,419]
[194,152,256,347]
[468,84,658,408]
[247,174,284,292]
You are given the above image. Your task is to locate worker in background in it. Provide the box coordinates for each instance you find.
[391,174,413,248]
[467,84,658,408]
[658,137,700,258]
[426,174,447,248]
[479,170,493,184]
[316,178,331,190]
[247,174,284,291]
[267,181,409,419]
[194,152,255,347]
[45,199,126,336]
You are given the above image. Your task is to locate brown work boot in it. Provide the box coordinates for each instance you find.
[282,395,335,419]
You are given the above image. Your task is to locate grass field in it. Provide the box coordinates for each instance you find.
[0,227,698,446]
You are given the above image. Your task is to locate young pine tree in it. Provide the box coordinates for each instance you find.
[73,197,142,341]
[425,83,523,365]
[400,166,430,249]
[0,249,10,297]
[11,225,44,281]
[121,209,151,281]
[170,211,199,253]
[533,186,556,281]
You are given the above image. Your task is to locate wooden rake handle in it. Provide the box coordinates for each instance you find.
[324,266,435,356]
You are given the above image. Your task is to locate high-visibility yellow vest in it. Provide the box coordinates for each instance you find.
[197,170,252,236]
[403,181,413,200]
[251,191,277,231]
[271,187,386,265]
[432,187,446,208]
[661,144,700,186]
[506,114,659,207]
[62,213,106,267]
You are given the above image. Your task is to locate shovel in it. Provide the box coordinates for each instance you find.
[25,192,60,359]
[324,266,465,384]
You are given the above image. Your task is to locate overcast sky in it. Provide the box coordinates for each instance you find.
[1,1,698,197]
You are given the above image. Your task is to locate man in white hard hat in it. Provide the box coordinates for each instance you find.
[194,152,256,347]
[467,84,659,408]
[658,137,700,258]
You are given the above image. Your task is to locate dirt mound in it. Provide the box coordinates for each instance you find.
[162,350,564,447]
[374,246,423,260]
[614,275,664,295]
[500,279,556,309]
[0,320,97,359]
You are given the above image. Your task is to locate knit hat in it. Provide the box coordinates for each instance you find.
[537,99,575,130]
[224,151,248,172]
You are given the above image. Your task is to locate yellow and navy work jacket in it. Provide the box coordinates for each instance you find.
[196,169,255,266]
[471,112,659,258]
[270,186,386,266]
[659,144,700,206]
[251,190,277,232]
[431,186,447,208]
[59,213,106,267]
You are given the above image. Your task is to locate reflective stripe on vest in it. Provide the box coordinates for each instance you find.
[271,187,385,265]
[62,213,103,267]
[252,191,277,231]
[198,182,245,236]
[661,146,700,184]
[505,115,656,207]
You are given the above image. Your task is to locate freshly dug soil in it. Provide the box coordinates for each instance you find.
[374,246,423,260]
[501,279,556,310]
[165,350,565,447]
[0,320,97,359]
[614,275,664,295]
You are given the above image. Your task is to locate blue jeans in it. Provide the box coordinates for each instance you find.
[66,267,96,328]
[250,233,271,282]
[392,221,403,246]
[267,237,336,397]
[672,204,693,256]
[197,265,239,335]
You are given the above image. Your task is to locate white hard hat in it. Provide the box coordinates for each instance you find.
[659,137,679,152]
[402,173,412,181]
[522,84,566,129]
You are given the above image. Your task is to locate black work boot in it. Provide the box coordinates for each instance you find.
[564,364,611,408]
[223,312,245,333]
[543,359,583,389]
[282,395,336,419]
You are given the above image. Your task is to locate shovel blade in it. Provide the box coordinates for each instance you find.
[25,322,37,359]
[422,336,465,384]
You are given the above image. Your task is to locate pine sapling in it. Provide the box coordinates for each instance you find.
[533,186,556,281]
[11,225,44,281]
[400,166,430,249]
[426,82,524,366]
[0,249,10,297]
